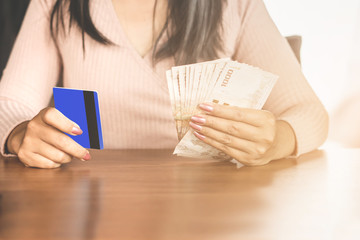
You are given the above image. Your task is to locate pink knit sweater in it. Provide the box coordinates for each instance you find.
[0,0,328,157]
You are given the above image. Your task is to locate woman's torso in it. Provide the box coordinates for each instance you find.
[56,0,240,149]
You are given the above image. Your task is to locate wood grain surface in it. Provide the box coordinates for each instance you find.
[1,147,359,240]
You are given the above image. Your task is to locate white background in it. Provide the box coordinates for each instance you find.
[263,0,360,112]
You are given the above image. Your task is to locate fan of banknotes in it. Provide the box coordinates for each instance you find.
[166,58,278,162]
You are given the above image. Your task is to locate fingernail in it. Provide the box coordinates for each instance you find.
[199,103,214,112]
[71,126,83,135]
[189,121,202,131]
[191,116,206,124]
[53,163,61,168]
[193,131,206,140]
[82,152,91,161]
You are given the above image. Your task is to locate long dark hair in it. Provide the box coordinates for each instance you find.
[50,0,226,65]
[0,0,30,79]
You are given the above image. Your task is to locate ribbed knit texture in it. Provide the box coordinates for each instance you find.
[0,0,328,157]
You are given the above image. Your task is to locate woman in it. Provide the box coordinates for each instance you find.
[0,0,328,168]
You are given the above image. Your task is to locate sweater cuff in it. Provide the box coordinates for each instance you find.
[0,100,35,157]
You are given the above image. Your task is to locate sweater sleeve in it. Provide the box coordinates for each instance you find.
[0,0,61,157]
[232,0,329,156]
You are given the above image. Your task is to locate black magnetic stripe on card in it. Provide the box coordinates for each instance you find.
[83,91,100,149]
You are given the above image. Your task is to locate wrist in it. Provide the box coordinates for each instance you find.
[7,121,28,154]
[269,120,296,160]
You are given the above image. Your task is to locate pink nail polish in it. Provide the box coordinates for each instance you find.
[193,131,206,140]
[191,116,206,124]
[199,103,214,112]
[189,121,202,131]
[82,152,91,161]
[71,126,83,135]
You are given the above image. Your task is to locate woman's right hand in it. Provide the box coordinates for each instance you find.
[6,107,91,168]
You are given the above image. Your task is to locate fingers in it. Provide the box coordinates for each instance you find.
[189,121,257,154]
[38,125,90,160]
[39,107,83,136]
[193,130,242,158]
[34,141,72,164]
[15,107,91,169]
[192,103,277,166]
[191,115,259,142]
[18,150,61,169]
[198,103,274,127]
[192,131,268,166]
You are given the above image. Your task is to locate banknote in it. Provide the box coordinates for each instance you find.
[166,58,230,139]
[166,59,278,164]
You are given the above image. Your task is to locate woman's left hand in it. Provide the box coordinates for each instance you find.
[189,103,296,166]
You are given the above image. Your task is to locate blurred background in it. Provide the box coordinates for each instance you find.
[265,0,360,147]
[264,0,360,111]
[1,0,359,147]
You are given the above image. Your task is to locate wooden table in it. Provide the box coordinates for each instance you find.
[1,147,359,240]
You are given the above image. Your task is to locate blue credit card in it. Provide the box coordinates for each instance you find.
[53,87,103,149]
